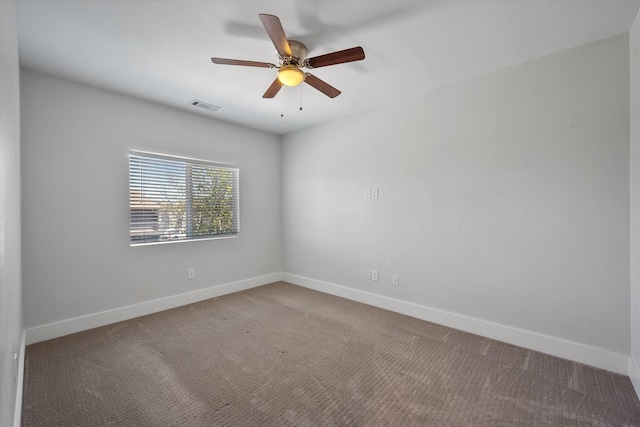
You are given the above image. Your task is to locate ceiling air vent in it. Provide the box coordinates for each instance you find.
[190,99,220,112]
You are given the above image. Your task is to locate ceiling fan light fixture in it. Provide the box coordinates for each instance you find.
[211,14,366,98]
[277,66,305,87]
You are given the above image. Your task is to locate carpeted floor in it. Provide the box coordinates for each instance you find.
[22,281,640,426]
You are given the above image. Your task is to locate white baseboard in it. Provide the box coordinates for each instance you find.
[25,273,282,345]
[14,330,25,427]
[282,273,630,376]
[630,356,640,400]
[24,272,632,378]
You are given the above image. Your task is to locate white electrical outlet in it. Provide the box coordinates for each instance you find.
[366,270,372,280]
[371,188,379,199]
[393,275,399,286]
[372,270,379,281]
[188,268,196,279]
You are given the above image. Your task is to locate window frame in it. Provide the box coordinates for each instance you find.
[129,150,240,246]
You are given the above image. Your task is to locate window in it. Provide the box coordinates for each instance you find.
[129,151,239,245]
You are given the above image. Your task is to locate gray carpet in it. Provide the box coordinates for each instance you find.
[22,282,640,426]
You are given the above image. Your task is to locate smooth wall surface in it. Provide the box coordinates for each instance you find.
[283,35,630,358]
[0,1,23,425]
[630,8,640,396]
[21,69,282,331]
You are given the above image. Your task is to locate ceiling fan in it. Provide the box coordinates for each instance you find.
[211,14,365,99]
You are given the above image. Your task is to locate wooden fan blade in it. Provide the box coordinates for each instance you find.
[259,14,292,57]
[211,57,276,68]
[304,74,341,98]
[262,78,283,98]
[305,46,365,69]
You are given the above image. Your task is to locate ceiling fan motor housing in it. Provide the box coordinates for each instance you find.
[285,40,308,65]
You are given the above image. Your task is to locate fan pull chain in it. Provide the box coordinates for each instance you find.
[279,86,304,117]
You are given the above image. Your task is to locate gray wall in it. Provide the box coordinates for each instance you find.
[0,1,22,425]
[21,69,282,331]
[282,35,630,358]
[630,9,640,394]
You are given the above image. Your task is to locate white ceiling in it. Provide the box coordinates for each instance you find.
[14,0,640,136]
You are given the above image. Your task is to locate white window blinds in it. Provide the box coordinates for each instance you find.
[129,151,239,245]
